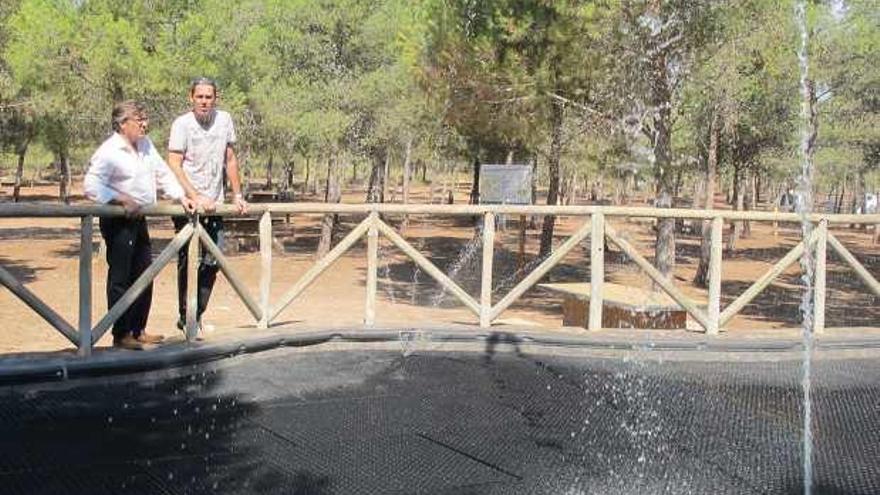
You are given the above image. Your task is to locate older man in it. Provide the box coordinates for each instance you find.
[84,101,195,350]
[166,77,247,333]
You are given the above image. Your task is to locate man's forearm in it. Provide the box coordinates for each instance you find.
[225,150,243,197]
[166,153,200,199]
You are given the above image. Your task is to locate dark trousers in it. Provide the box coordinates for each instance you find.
[173,215,223,323]
[99,217,152,341]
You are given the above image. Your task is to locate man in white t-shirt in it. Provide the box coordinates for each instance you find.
[166,77,248,332]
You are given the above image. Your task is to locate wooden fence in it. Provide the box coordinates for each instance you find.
[2,203,879,357]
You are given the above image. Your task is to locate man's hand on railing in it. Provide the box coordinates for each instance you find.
[113,193,142,218]
[234,193,248,215]
[179,196,197,214]
[196,195,217,214]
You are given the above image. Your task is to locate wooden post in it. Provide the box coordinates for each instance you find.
[707,216,723,334]
[365,212,378,326]
[78,215,93,356]
[480,212,495,328]
[813,220,827,334]
[258,211,272,329]
[588,213,604,331]
[186,218,200,341]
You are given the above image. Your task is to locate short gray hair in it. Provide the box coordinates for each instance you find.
[111,100,145,132]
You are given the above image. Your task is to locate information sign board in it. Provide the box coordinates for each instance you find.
[479,164,532,205]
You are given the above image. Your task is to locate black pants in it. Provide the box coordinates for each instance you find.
[99,217,152,341]
[173,216,223,323]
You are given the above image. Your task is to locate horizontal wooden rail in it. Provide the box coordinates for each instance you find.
[2,202,880,224]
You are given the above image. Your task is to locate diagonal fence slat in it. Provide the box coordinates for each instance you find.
[718,228,820,327]
[91,223,194,345]
[0,264,78,345]
[269,216,372,323]
[604,223,710,330]
[490,219,593,322]
[374,217,481,317]
[826,232,880,297]
[198,226,263,321]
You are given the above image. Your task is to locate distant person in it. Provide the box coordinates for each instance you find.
[84,101,195,350]
[166,77,248,333]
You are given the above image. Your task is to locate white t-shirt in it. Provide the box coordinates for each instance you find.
[84,133,184,206]
[168,110,236,203]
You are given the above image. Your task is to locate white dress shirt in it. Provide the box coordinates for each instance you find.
[84,133,185,206]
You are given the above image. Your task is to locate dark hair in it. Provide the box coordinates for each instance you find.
[189,77,218,96]
[111,100,144,132]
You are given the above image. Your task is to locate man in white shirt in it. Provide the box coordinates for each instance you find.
[84,101,195,350]
[166,77,247,332]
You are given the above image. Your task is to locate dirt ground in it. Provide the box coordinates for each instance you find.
[1,180,878,356]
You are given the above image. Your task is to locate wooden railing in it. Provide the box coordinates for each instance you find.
[2,203,879,357]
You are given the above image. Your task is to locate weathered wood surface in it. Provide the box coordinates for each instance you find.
[539,283,687,330]
[3,202,880,224]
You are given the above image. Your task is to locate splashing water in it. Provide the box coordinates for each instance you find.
[794,2,815,493]
[431,233,482,307]
[379,244,397,304]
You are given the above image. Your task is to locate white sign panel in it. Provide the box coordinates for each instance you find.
[479,164,533,205]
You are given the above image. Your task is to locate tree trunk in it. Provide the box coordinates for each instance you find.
[12,138,29,203]
[694,111,719,287]
[727,163,746,253]
[743,169,754,237]
[539,102,564,258]
[401,138,413,232]
[366,149,385,203]
[529,155,538,228]
[265,153,274,189]
[303,156,311,195]
[316,153,340,259]
[59,152,71,204]
[469,156,480,205]
[834,173,846,214]
[382,151,391,203]
[284,160,295,191]
[646,17,676,282]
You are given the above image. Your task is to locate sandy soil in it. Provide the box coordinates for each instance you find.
[1,180,878,356]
